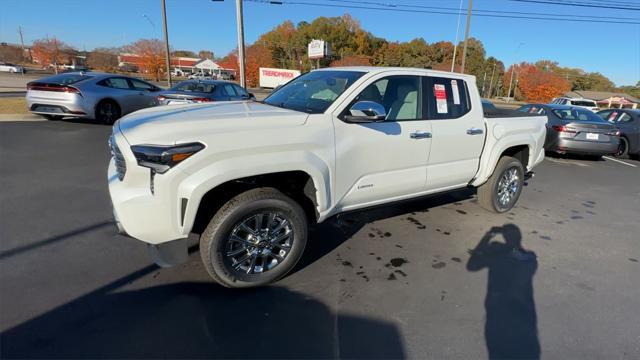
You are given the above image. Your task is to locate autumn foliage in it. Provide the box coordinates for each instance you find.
[126,39,166,81]
[506,63,571,102]
[330,55,371,67]
[218,44,274,87]
[31,37,73,72]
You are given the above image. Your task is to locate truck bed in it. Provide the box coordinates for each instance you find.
[484,108,540,118]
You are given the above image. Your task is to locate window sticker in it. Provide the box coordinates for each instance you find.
[451,79,460,105]
[434,84,448,113]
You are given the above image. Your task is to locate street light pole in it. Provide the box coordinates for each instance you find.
[161,0,172,87]
[460,0,473,74]
[450,0,464,72]
[236,0,246,88]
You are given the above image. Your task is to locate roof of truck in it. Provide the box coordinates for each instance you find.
[314,66,477,80]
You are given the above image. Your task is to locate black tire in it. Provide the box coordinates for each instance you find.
[40,114,63,120]
[615,137,629,158]
[95,99,121,125]
[478,156,525,213]
[200,187,308,288]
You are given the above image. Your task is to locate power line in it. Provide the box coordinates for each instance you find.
[323,0,640,21]
[508,0,640,11]
[246,0,640,24]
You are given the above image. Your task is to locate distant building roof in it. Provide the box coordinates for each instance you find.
[565,90,640,103]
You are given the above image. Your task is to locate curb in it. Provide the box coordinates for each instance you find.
[0,114,43,121]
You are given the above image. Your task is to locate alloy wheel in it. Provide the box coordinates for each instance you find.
[496,167,520,209]
[225,212,293,275]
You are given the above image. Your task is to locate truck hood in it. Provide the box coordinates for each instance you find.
[117,101,308,145]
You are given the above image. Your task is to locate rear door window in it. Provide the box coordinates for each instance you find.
[424,77,471,119]
[223,84,238,97]
[130,79,157,91]
[101,77,131,89]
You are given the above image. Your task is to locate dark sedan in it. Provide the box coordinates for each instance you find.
[596,109,640,160]
[156,80,254,105]
[517,104,620,157]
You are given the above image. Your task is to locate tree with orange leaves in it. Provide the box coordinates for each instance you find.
[125,39,166,81]
[218,45,274,87]
[330,55,370,67]
[31,37,73,74]
[505,63,570,102]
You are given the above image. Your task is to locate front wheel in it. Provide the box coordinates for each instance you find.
[200,188,308,288]
[478,156,525,213]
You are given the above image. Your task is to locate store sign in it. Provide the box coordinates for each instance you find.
[308,39,329,59]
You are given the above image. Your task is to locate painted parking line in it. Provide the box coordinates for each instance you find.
[603,156,638,168]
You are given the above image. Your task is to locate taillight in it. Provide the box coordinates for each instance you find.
[606,130,621,136]
[192,97,213,103]
[551,125,576,133]
[156,95,166,102]
[27,83,81,96]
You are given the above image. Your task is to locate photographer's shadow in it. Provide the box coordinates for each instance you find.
[467,224,540,360]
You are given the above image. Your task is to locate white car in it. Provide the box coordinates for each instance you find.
[0,63,24,73]
[188,72,212,80]
[108,67,547,287]
[551,97,599,112]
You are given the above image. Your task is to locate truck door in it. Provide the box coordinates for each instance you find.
[333,74,432,211]
[423,76,485,191]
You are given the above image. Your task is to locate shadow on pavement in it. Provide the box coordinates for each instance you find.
[294,188,475,273]
[1,268,405,359]
[467,224,540,360]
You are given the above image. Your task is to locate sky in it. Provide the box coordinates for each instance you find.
[1,0,639,86]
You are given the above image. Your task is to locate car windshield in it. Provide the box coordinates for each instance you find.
[570,100,597,107]
[41,73,92,85]
[263,70,364,114]
[552,108,606,122]
[171,81,215,93]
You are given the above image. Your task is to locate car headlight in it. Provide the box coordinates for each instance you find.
[130,142,205,174]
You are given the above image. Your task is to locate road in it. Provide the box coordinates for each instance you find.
[1,119,639,359]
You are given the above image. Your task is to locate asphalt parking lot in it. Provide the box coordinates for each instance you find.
[1,119,639,359]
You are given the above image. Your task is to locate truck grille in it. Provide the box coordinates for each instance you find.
[109,135,126,181]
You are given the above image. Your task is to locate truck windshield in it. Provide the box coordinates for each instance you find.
[264,70,364,114]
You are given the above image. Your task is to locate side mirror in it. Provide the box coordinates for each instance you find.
[343,101,386,123]
[248,93,256,99]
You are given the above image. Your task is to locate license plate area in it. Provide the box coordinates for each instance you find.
[35,106,63,113]
[586,133,599,140]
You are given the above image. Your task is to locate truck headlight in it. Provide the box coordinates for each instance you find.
[131,143,205,174]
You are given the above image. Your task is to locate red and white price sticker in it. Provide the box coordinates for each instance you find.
[434,84,448,113]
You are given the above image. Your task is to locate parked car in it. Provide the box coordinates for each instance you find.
[26,72,162,124]
[597,109,640,159]
[517,104,620,157]
[0,62,24,73]
[481,98,497,111]
[550,97,599,112]
[108,67,547,287]
[188,72,212,80]
[156,80,254,105]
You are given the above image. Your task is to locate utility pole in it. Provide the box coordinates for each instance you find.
[450,0,464,72]
[18,25,25,75]
[236,0,246,88]
[161,0,172,87]
[481,71,487,97]
[487,61,497,98]
[460,0,473,74]
[506,42,524,102]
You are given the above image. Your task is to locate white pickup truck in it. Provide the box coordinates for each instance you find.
[108,67,546,287]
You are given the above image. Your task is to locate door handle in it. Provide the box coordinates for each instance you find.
[410,131,432,139]
[466,128,484,135]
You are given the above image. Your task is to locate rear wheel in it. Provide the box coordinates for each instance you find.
[478,156,524,213]
[615,137,629,158]
[200,188,308,288]
[95,100,121,125]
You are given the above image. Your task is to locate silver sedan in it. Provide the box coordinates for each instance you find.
[26,72,163,124]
